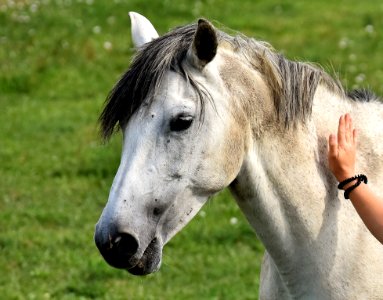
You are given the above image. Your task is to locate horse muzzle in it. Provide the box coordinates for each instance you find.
[94,225,162,275]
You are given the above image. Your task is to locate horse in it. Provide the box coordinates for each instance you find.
[94,12,383,299]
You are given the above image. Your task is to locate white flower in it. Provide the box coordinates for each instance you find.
[355,73,366,83]
[338,37,350,49]
[103,41,112,51]
[365,24,374,34]
[230,217,238,225]
[7,1,15,9]
[199,210,206,218]
[30,3,38,13]
[92,25,101,34]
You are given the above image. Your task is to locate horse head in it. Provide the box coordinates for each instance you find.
[94,13,248,275]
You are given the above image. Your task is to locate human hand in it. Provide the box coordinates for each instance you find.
[328,114,358,183]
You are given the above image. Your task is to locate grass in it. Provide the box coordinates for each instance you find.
[1,0,383,299]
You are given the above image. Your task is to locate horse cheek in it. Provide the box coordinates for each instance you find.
[221,124,246,185]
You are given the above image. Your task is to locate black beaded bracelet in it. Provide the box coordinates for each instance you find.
[337,174,368,199]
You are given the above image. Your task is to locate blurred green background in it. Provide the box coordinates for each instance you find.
[1,0,382,299]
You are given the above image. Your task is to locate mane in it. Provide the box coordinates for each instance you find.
[347,88,379,102]
[215,31,346,127]
[100,23,347,139]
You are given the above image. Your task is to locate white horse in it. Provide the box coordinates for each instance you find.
[95,12,383,299]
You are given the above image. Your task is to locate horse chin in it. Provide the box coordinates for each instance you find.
[128,238,162,276]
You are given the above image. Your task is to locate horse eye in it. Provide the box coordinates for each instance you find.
[169,115,193,132]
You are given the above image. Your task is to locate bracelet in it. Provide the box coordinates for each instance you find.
[337,174,368,199]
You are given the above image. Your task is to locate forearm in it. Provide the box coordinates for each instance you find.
[348,183,383,244]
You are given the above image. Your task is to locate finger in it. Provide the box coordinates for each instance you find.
[345,113,353,143]
[338,115,346,146]
[328,133,338,156]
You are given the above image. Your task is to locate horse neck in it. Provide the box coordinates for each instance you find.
[232,121,331,244]
[218,49,343,250]
[229,83,346,288]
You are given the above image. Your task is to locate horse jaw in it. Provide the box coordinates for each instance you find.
[129,12,159,48]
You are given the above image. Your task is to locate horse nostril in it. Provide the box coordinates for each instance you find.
[153,207,161,216]
[96,230,140,269]
[113,232,139,256]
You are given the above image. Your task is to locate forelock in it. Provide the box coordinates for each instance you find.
[99,23,198,140]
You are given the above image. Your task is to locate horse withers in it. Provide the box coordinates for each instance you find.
[95,12,383,299]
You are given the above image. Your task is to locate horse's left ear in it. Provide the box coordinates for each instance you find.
[189,19,218,69]
[129,12,159,48]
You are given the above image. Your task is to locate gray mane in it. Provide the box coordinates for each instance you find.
[100,23,347,139]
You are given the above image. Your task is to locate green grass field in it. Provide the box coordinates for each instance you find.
[1,0,383,299]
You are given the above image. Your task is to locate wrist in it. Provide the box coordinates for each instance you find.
[340,179,358,190]
[336,171,355,183]
[346,181,365,199]
[337,174,368,199]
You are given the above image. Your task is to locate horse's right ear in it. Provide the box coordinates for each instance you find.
[129,12,159,48]
[188,19,218,69]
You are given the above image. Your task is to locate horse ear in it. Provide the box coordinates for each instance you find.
[129,12,159,48]
[189,19,218,69]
